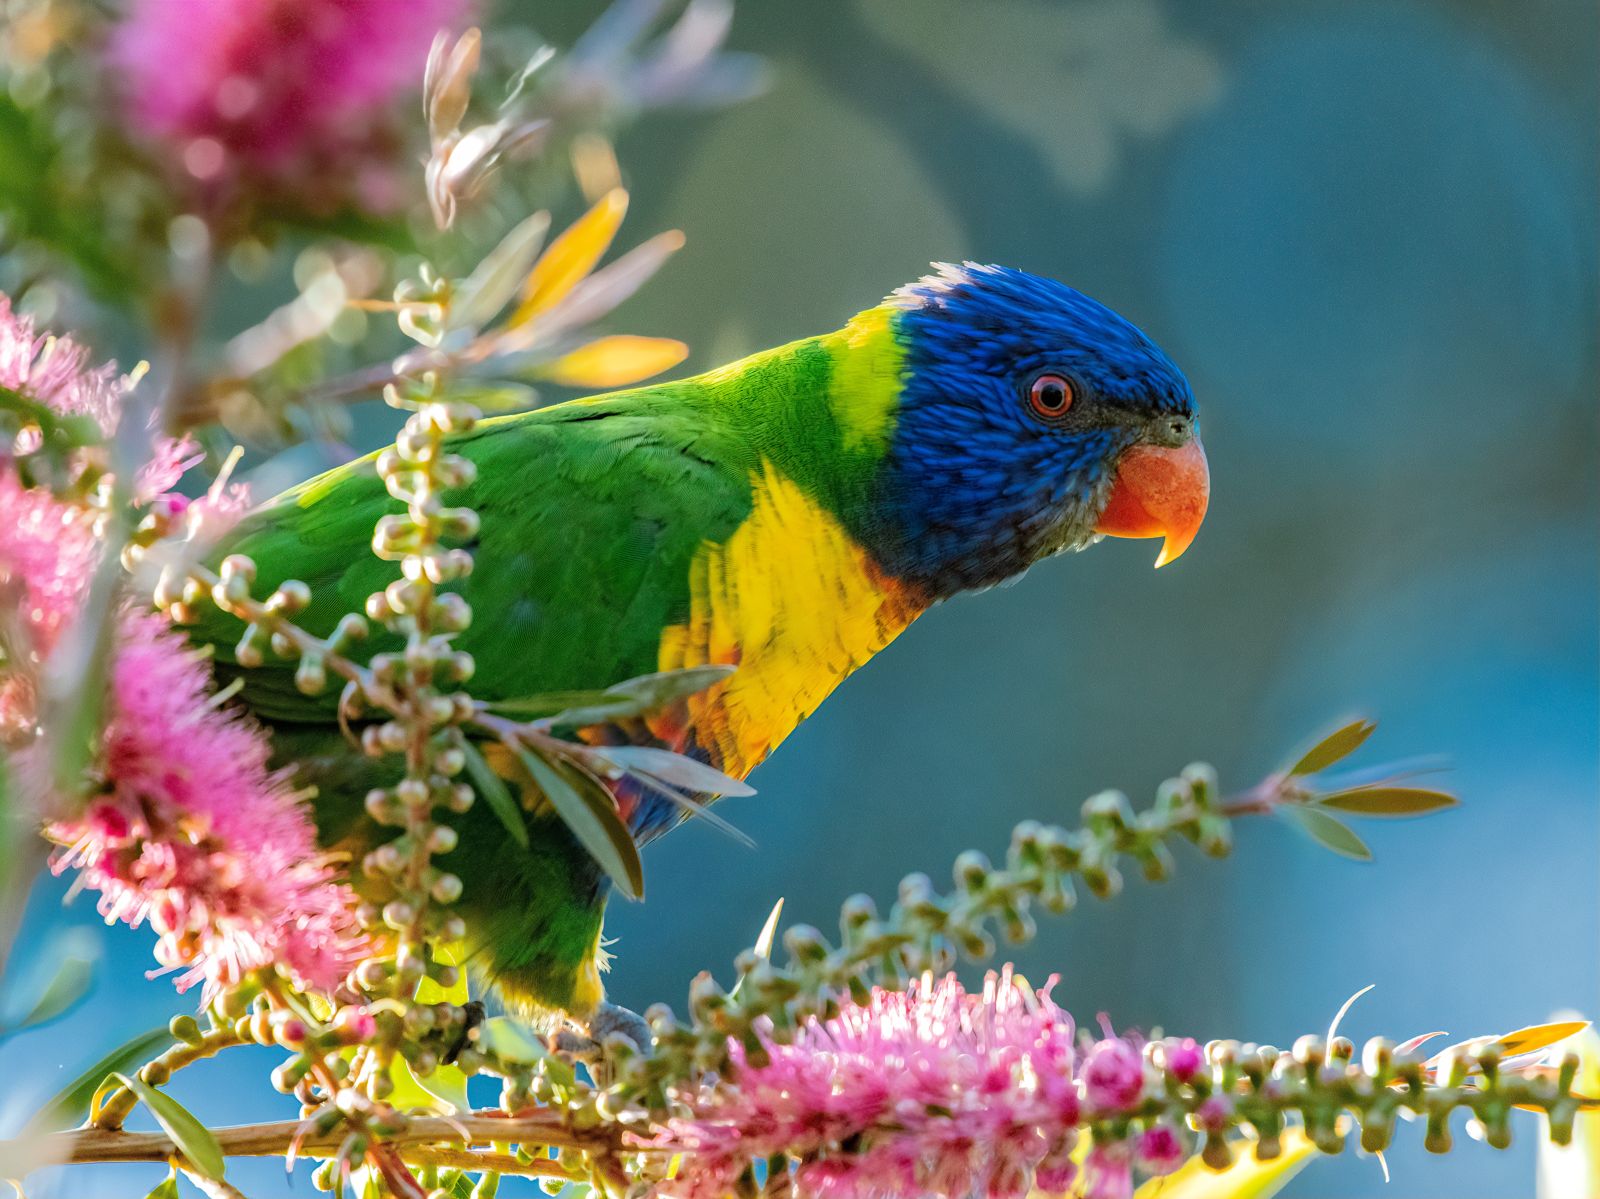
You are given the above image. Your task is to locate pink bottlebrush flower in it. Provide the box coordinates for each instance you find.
[655,969,1093,1199]
[1195,1093,1234,1133]
[0,295,123,666]
[1081,1036,1146,1111]
[1163,1036,1204,1083]
[331,1004,377,1044]
[47,613,365,997]
[3,292,342,998]
[0,294,124,429]
[1082,1145,1134,1199]
[0,294,207,691]
[106,0,470,212]
[1137,1125,1186,1175]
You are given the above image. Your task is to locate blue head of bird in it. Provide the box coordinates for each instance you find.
[863,262,1209,596]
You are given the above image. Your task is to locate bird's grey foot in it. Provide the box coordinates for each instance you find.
[589,1000,651,1055]
[548,1001,652,1086]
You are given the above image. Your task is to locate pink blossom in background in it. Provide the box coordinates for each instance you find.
[3,294,352,995]
[106,0,470,209]
[654,969,1184,1199]
[48,613,366,996]
[0,294,122,428]
[0,295,201,669]
[1082,1146,1134,1199]
[0,296,123,664]
[1081,1035,1146,1111]
[1136,1125,1185,1175]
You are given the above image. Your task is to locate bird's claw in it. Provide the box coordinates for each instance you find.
[549,1001,652,1086]
[589,1000,652,1055]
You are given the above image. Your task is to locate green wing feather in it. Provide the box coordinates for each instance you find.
[194,386,756,720]
[184,387,762,1016]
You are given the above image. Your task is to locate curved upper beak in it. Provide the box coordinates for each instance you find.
[1093,435,1210,568]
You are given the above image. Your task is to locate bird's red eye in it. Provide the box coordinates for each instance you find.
[1027,373,1074,420]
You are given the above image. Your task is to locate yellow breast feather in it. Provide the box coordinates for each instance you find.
[656,463,926,778]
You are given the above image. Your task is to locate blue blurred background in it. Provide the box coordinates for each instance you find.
[4,2,1595,1196]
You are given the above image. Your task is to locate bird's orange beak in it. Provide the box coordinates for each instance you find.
[1094,437,1210,568]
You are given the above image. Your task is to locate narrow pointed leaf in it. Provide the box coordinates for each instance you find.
[621,769,753,846]
[531,230,685,341]
[543,335,688,388]
[448,211,551,332]
[1394,1031,1449,1057]
[605,665,734,709]
[1327,983,1375,1044]
[488,688,630,719]
[1288,718,1378,777]
[597,745,755,797]
[513,188,628,324]
[13,953,95,1031]
[461,740,528,848]
[515,748,643,900]
[426,28,480,141]
[37,1026,171,1129]
[498,667,736,728]
[753,898,784,960]
[730,897,785,1000]
[111,1072,226,1180]
[546,696,653,727]
[1286,806,1373,861]
[144,1172,180,1199]
[1495,1021,1590,1059]
[480,1016,547,1064]
[1315,786,1459,817]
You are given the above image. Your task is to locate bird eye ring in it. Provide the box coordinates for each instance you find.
[1027,372,1074,421]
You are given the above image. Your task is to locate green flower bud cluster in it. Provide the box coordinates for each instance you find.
[629,765,1234,1098]
[1130,1034,1585,1168]
[342,304,487,1069]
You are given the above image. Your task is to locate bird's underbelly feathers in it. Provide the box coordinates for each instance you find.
[649,463,926,779]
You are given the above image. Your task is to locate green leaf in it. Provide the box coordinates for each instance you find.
[544,697,649,729]
[595,745,756,797]
[111,1072,227,1180]
[387,1053,470,1115]
[144,1170,180,1199]
[514,748,644,900]
[604,665,734,709]
[1287,718,1377,777]
[448,211,551,332]
[461,741,528,849]
[416,941,470,1006]
[1315,786,1458,818]
[487,689,623,719]
[1286,806,1373,861]
[499,667,737,730]
[12,953,95,1032]
[479,1016,547,1064]
[37,1026,172,1130]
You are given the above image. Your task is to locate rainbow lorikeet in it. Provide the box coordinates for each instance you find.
[193,263,1209,1021]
